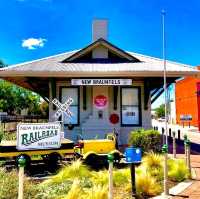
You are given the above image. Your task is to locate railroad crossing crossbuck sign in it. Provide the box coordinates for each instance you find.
[52,97,74,120]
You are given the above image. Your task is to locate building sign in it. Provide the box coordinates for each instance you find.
[180,114,192,121]
[71,79,132,86]
[17,123,61,150]
[122,107,139,125]
[94,95,108,109]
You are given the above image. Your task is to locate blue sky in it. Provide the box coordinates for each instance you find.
[0,0,199,107]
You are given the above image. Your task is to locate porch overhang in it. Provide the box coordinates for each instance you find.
[0,69,198,78]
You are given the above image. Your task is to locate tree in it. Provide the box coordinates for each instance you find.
[154,104,165,118]
[0,80,48,115]
[0,59,6,68]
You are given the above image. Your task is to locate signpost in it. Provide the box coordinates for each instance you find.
[16,97,73,197]
[17,123,61,150]
[15,97,73,198]
[124,147,142,198]
[180,114,192,128]
[52,97,74,135]
[107,153,114,199]
[17,156,26,199]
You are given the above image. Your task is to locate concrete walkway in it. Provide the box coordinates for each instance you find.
[152,120,200,145]
[172,155,200,198]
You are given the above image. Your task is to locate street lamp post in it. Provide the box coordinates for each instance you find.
[162,9,169,196]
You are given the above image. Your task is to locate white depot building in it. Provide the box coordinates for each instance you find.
[0,20,197,145]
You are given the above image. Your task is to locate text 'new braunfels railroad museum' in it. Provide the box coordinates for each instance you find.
[0,20,198,145]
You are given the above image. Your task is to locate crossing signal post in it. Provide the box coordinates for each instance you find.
[52,97,74,136]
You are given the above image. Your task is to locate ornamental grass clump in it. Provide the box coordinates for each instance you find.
[113,168,130,187]
[63,180,84,199]
[135,171,162,197]
[84,185,108,199]
[168,159,189,182]
[44,160,90,184]
[91,170,108,186]
[143,151,163,168]
[143,151,164,181]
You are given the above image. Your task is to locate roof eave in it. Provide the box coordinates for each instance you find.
[0,70,198,78]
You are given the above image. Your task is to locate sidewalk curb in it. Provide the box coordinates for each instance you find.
[152,168,196,199]
[152,180,193,199]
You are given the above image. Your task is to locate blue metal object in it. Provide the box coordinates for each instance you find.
[124,147,142,163]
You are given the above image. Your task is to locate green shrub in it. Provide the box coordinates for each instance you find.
[168,159,189,182]
[129,129,161,153]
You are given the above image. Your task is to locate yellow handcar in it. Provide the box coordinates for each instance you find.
[0,133,121,169]
[75,134,121,169]
[0,139,74,166]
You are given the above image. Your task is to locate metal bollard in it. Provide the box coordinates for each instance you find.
[185,139,191,177]
[178,130,181,140]
[172,131,176,158]
[162,127,165,144]
[169,128,171,137]
[184,134,188,162]
[184,137,188,166]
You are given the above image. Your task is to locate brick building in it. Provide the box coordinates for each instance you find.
[175,67,200,129]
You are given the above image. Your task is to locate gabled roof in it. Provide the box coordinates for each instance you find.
[62,38,141,63]
[0,39,198,78]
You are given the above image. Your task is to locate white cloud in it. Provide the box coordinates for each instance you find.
[22,38,47,50]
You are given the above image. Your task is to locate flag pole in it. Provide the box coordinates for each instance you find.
[162,9,169,196]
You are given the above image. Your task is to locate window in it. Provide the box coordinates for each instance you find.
[121,87,141,126]
[60,87,79,125]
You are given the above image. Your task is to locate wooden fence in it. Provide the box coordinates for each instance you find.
[0,115,48,133]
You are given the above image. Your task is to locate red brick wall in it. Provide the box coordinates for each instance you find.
[175,77,199,127]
